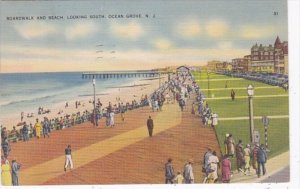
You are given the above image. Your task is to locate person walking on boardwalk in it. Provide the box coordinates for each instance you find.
[221,155,231,183]
[179,98,185,112]
[1,127,8,142]
[95,110,100,127]
[165,158,175,184]
[22,122,29,141]
[1,159,12,186]
[257,144,267,178]
[173,171,184,184]
[252,143,259,173]
[64,145,73,172]
[207,151,219,183]
[202,148,212,183]
[224,134,235,157]
[11,159,21,186]
[42,118,50,138]
[211,112,218,127]
[34,118,42,139]
[224,133,229,155]
[146,116,154,137]
[230,89,235,101]
[191,102,195,114]
[183,159,194,184]
[236,140,245,173]
[109,111,115,127]
[243,144,251,175]
[120,103,125,122]
[1,139,10,158]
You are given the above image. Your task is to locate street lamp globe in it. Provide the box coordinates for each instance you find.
[247,84,254,97]
[92,78,96,85]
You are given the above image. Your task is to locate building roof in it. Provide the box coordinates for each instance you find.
[176,66,190,71]
[274,36,282,47]
[274,36,288,54]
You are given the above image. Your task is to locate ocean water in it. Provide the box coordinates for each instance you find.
[0,72,144,118]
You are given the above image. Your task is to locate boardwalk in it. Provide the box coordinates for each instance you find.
[9,93,221,185]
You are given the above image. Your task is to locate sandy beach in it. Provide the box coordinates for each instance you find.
[1,76,167,131]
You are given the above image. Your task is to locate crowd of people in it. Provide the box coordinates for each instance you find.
[165,158,196,184]
[162,72,268,184]
[163,137,268,184]
[223,134,268,180]
[161,73,222,184]
[181,75,219,128]
[163,149,220,184]
[1,129,21,186]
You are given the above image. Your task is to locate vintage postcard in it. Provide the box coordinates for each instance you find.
[0,0,298,188]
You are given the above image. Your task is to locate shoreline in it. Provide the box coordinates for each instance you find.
[0,77,166,131]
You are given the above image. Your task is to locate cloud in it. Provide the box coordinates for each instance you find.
[1,45,250,72]
[152,38,173,50]
[2,44,94,59]
[110,21,144,40]
[176,20,201,38]
[65,22,98,41]
[238,25,276,39]
[217,41,233,49]
[205,20,229,38]
[14,22,57,39]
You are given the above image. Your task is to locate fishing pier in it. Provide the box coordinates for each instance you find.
[81,70,172,80]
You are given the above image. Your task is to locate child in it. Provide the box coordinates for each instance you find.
[173,171,184,184]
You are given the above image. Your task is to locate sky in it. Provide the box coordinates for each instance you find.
[0,0,288,73]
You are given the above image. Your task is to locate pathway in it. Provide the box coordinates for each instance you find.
[219,115,289,121]
[206,94,288,100]
[231,151,289,183]
[14,85,221,185]
[19,102,182,185]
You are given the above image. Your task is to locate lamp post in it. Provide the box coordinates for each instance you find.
[247,84,254,143]
[207,71,210,98]
[159,71,161,88]
[199,68,201,82]
[92,78,96,126]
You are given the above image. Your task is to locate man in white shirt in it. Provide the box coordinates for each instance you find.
[183,159,194,184]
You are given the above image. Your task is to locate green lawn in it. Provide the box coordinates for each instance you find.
[195,72,229,80]
[207,97,288,117]
[196,79,270,89]
[203,87,287,98]
[192,71,289,168]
